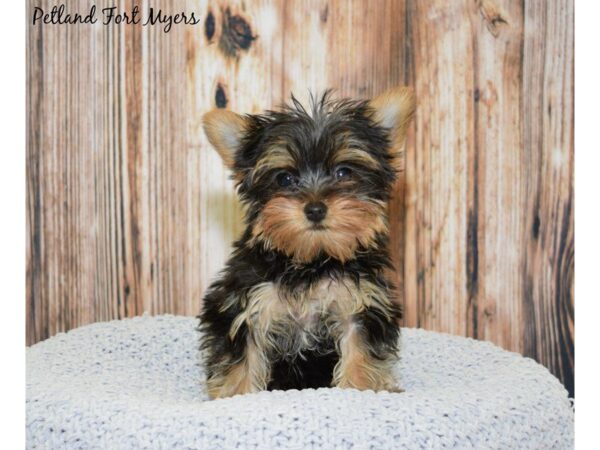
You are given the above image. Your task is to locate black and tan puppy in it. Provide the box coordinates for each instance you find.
[199,87,415,399]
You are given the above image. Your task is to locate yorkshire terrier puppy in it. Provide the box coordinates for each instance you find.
[199,87,415,399]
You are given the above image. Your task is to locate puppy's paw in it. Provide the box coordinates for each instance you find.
[334,366,400,393]
[384,384,404,394]
[206,364,264,399]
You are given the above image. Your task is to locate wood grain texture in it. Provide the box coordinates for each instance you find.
[26,0,574,396]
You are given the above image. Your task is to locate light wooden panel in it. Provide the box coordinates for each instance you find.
[27,0,198,334]
[27,0,574,396]
[406,0,474,338]
[188,0,286,296]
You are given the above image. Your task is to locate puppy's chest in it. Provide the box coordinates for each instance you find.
[242,278,362,348]
[281,290,335,339]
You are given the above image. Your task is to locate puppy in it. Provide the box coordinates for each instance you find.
[199,87,415,399]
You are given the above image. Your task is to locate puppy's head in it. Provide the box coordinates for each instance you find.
[203,87,415,264]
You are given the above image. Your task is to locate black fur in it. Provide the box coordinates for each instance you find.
[234,92,397,213]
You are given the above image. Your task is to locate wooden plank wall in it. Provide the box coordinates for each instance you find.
[27,0,574,396]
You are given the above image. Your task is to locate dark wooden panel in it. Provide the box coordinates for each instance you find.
[520,0,574,396]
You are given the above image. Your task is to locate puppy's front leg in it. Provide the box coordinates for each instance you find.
[203,282,282,399]
[332,312,400,392]
[206,334,271,399]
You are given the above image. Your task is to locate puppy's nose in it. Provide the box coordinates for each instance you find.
[304,201,328,223]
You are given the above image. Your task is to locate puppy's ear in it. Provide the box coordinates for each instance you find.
[368,86,415,147]
[202,110,248,169]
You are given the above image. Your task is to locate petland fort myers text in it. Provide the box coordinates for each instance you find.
[32,4,201,33]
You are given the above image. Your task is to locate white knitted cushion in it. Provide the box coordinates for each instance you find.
[26,315,573,449]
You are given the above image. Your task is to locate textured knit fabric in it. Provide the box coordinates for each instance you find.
[26,314,574,449]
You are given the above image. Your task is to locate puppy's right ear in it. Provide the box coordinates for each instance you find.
[202,110,248,170]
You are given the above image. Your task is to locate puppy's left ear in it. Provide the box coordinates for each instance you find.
[202,110,248,170]
[368,86,416,148]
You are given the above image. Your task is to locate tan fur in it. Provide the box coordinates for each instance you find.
[368,86,415,142]
[208,284,283,398]
[214,278,399,397]
[251,195,387,263]
[229,283,288,341]
[332,324,398,391]
[206,336,271,399]
[251,146,296,182]
[331,146,380,170]
[202,110,247,169]
[368,86,416,170]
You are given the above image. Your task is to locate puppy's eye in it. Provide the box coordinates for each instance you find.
[334,167,352,181]
[276,171,297,188]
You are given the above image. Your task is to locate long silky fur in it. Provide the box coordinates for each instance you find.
[199,91,406,398]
